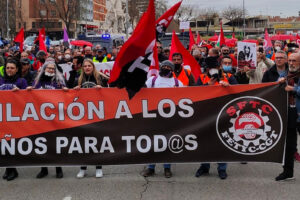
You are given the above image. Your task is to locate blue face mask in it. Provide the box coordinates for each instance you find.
[223,65,232,72]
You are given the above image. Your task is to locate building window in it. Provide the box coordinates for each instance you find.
[40,10,47,16]
[51,10,56,17]
[32,22,36,28]
[40,0,45,4]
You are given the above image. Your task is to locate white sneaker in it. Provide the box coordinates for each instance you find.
[77,170,86,178]
[95,169,103,178]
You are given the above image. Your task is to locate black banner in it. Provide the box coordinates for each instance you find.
[0,83,287,167]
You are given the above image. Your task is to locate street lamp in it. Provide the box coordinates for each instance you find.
[243,0,246,39]
[7,0,9,39]
[125,0,129,39]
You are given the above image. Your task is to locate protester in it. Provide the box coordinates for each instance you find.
[246,51,274,84]
[172,53,195,86]
[1,59,27,181]
[67,55,84,88]
[27,60,67,179]
[262,50,288,82]
[32,50,47,71]
[157,40,167,62]
[142,60,183,178]
[84,46,93,60]
[74,59,108,178]
[20,58,36,86]
[274,53,300,181]
[195,56,237,180]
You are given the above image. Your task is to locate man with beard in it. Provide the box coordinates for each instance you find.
[172,53,195,86]
[32,50,47,71]
[275,53,300,181]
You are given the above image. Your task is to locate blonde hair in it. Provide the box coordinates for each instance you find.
[78,59,101,86]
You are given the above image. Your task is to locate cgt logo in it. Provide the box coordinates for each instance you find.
[216,96,283,155]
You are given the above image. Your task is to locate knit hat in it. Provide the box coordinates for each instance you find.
[160,60,175,71]
[36,50,47,57]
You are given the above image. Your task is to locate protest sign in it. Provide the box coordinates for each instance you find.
[237,42,257,69]
[0,83,286,167]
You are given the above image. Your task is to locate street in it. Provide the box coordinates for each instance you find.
[0,138,299,200]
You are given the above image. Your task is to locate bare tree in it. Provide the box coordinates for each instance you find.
[52,0,79,34]
[0,0,16,39]
[198,8,219,36]
[222,6,245,33]
[174,4,199,22]
[155,0,168,19]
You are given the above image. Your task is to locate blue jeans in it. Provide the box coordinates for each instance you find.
[201,163,227,171]
[148,164,171,169]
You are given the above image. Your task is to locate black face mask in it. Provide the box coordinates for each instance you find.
[40,58,45,63]
[222,52,229,56]
[85,54,93,59]
[159,68,173,78]
[174,64,181,71]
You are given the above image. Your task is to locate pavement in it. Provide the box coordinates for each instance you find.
[0,138,299,200]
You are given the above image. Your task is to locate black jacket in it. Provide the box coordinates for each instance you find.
[262,64,288,83]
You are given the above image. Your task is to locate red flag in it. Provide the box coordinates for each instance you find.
[40,27,46,41]
[109,0,157,99]
[189,28,196,51]
[216,22,226,47]
[156,0,182,34]
[14,28,24,52]
[296,34,300,46]
[264,29,273,49]
[196,33,201,45]
[38,29,47,53]
[148,42,159,77]
[169,31,202,80]
[232,32,236,39]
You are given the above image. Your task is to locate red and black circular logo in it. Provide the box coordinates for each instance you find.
[216,96,283,155]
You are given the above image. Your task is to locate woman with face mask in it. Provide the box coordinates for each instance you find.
[1,59,28,181]
[27,61,67,179]
[74,59,109,178]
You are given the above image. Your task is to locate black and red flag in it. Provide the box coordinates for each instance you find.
[109,0,157,99]
[156,0,182,36]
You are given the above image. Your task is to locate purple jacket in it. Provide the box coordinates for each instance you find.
[0,77,28,90]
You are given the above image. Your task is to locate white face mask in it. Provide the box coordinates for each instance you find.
[209,68,219,76]
[65,54,71,60]
[45,72,55,77]
[275,46,281,51]
[58,56,62,60]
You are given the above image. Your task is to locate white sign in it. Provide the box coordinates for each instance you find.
[237,42,257,69]
[59,62,114,81]
[179,21,190,30]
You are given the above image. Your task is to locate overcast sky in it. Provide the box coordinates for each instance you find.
[168,0,300,17]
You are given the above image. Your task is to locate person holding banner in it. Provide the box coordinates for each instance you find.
[27,60,67,179]
[74,59,109,178]
[195,56,238,180]
[1,59,28,181]
[142,60,183,178]
[275,53,300,181]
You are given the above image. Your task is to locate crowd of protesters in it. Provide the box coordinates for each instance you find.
[0,35,300,182]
